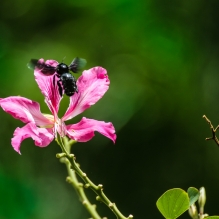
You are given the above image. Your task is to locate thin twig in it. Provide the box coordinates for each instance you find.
[203,115,219,146]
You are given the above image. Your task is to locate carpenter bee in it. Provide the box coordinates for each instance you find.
[28,57,86,97]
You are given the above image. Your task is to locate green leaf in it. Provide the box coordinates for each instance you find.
[156,188,190,219]
[187,187,200,206]
[206,217,219,219]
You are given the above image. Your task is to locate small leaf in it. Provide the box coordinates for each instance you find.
[206,217,219,219]
[187,187,200,206]
[156,188,190,219]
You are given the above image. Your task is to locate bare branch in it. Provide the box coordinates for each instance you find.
[203,115,219,146]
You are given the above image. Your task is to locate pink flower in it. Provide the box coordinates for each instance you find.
[0,59,116,154]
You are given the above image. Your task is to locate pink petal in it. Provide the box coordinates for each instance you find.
[66,117,116,143]
[11,122,54,154]
[34,59,62,114]
[62,67,110,121]
[0,96,53,126]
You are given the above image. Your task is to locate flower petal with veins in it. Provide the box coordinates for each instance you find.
[66,117,116,143]
[11,122,54,154]
[34,59,61,114]
[0,96,53,126]
[62,67,109,121]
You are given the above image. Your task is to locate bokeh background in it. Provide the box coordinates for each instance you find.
[1,0,219,218]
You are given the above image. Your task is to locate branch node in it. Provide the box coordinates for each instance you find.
[96,196,101,201]
[56,153,66,158]
[78,183,84,187]
[98,184,103,190]
[82,200,88,205]
[69,154,74,159]
[84,183,90,188]
[128,214,134,219]
[66,176,72,183]
[108,203,114,208]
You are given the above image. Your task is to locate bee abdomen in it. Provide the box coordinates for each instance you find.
[61,73,78,96]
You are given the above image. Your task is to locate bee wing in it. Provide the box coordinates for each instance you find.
[27,59,56,75]
[69,57,87,73]
[27,59,39,70]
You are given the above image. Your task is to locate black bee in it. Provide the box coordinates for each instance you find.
[28,57,86,97]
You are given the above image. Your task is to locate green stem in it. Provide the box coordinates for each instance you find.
[57,135,133,219]
[56,136,102,219]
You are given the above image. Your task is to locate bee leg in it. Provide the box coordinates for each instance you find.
[57,79,63,97]
[53,75,56,87]
[53,74,60,87]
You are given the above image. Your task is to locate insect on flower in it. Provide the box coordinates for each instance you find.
[0,59,116,154]
[28,57,87,97]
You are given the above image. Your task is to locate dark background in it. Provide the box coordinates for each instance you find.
[1,0,219,218]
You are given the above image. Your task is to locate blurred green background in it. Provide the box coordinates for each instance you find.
[1,0,219,218]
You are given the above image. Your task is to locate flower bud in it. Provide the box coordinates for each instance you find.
[198,187,206,214]
[188,204,198,219]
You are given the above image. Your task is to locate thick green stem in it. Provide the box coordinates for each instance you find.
[56,136,102,219]
[56,135,133,219]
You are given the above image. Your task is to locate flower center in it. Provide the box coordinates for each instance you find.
[43,113,66,137]
[41,114,55,128]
